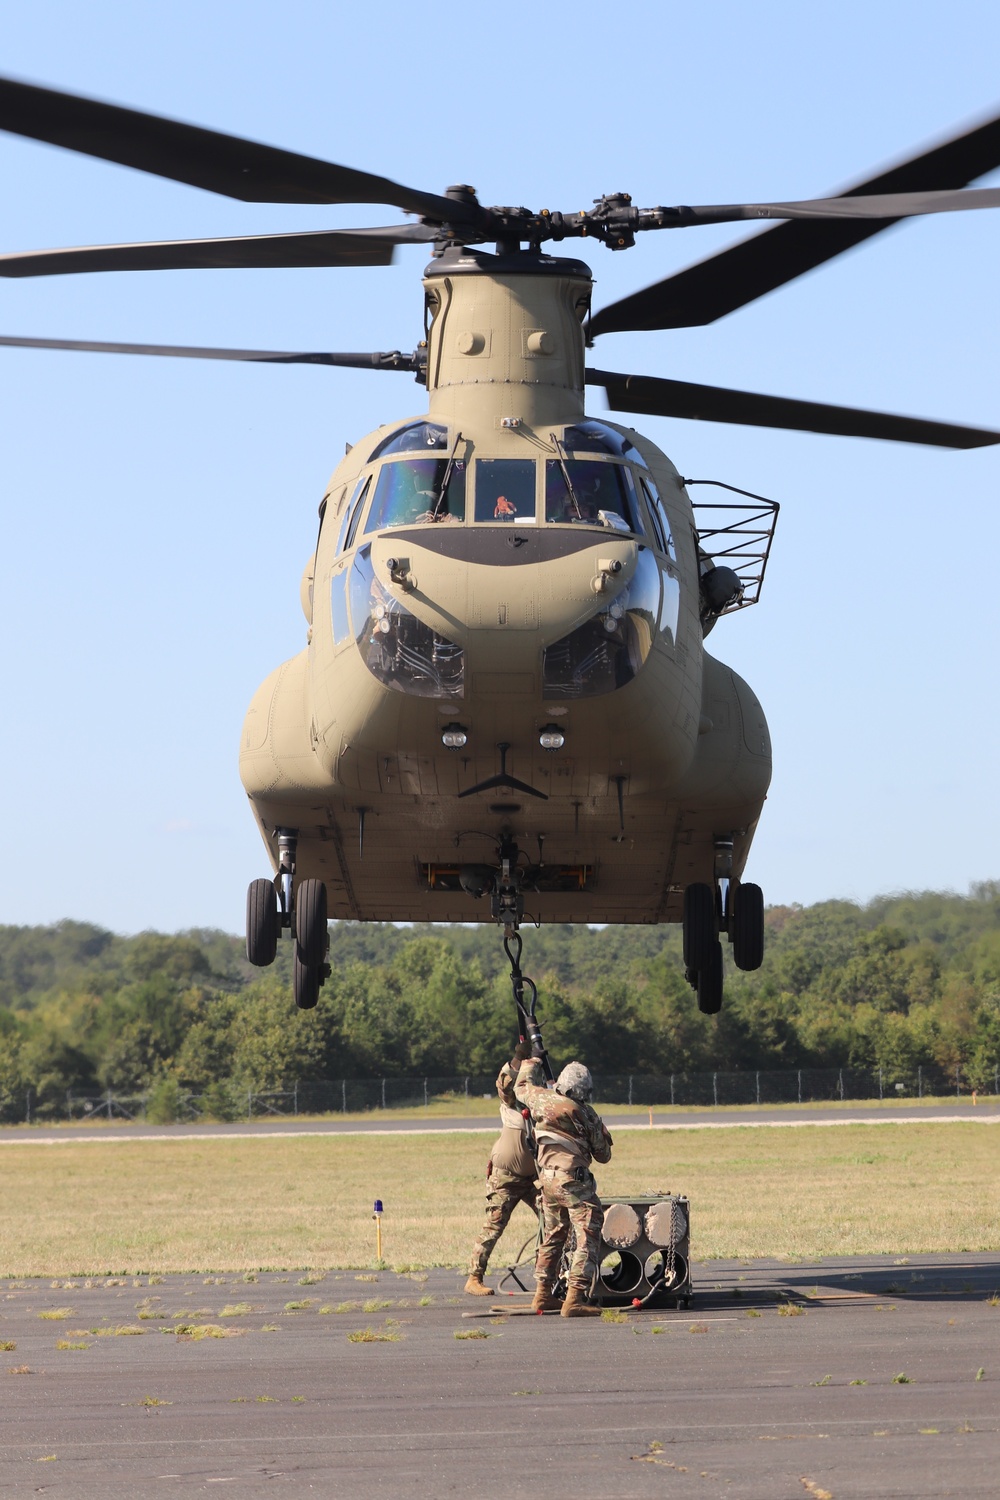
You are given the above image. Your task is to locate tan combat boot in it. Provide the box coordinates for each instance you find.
[560,1287,602,1317]
[531,1283,562,1313]
[464,1273,494,1296]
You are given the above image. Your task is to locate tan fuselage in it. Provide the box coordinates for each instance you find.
[239,251,771,923]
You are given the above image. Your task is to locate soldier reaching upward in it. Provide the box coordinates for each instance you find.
[515,1057,613,1318]
[464,1041,539,1296]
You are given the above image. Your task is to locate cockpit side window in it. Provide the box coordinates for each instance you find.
[641,479,667,553]
[640,476,676,561]
[474,459,537,523]
[340,475,372,554]
[363,458,466,533]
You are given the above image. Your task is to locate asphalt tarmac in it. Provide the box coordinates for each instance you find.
[2,1253,997,1497]
[1,1101,997,1144]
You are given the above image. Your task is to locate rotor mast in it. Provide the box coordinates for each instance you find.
[422,246,593,430]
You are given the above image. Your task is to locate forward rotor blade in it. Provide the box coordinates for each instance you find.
[0,76,461,219]
[0,224,435,278]
[586,368,1000,449]
[0,335,423,371]
[670,185,1000,226]
[590,107,1000,336]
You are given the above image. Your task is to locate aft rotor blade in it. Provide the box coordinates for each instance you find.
[669,185,1000,226]
[0,224,435,278]
[0,335,424,371]
[589,107,1000,336]
[0,76,462,219]
[586,368,1000,449]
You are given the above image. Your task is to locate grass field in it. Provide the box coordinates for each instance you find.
[1,1121,997,1276]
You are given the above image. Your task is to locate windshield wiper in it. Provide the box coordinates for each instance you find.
[550,432,582,519]
[430,431,463,520]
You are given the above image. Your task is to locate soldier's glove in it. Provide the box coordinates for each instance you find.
[511,1038,533,1064]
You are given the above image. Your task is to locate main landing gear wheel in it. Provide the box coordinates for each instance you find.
[293,948,321,1010]
[731,881,765,971]
[295,879,328,967]
[696,939,724,1015]
[683,883,716,971]
[293,879,329,1009]
[246,878,278,967]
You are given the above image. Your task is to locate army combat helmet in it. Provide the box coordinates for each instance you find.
[555,1062,593,1102]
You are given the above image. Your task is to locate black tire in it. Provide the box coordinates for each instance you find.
[696,939,724,1015]
[295,879,328,966]
[732,881,765,971]
[683,883,716,970]
[246,879,278,967]
[293,949,320,1010]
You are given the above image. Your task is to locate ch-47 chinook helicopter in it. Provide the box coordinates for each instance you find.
[2,79,999,1029]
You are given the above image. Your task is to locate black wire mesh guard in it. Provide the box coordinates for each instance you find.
[686,480,780,613]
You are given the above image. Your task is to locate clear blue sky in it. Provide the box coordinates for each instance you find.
[1,0,998,934]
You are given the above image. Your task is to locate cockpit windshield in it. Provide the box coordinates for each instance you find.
[364,458,466,533]
[544,460,644,534]
[474,459,536,523]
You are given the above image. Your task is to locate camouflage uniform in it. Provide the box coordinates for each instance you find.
[514,1058,613,1295]
[467,1060,539,1279]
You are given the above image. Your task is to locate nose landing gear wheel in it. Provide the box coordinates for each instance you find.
[246,879,278,967]
[696,939,724,1015]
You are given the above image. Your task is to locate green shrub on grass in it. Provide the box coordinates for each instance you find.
[145,1077,184,1125]
[199,1081,241,1123]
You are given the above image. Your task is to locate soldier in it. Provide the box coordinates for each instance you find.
[464,1041,540,1296]
[515,1056,613,1318]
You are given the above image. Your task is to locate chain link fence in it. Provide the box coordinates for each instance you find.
[2,1061,997,1125]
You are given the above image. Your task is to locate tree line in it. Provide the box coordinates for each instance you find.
[0,883,998,1118]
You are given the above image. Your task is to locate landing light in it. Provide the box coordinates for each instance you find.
[539,725,566,751]
[441,724,468,749]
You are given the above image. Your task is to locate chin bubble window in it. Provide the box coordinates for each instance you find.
[474,459,536,523]
[364,458,466,532]
[349,545,464,698]
[542,547,660,698]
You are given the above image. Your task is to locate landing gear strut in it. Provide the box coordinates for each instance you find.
[245,828,330,1010]
[683,839,765,1015]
